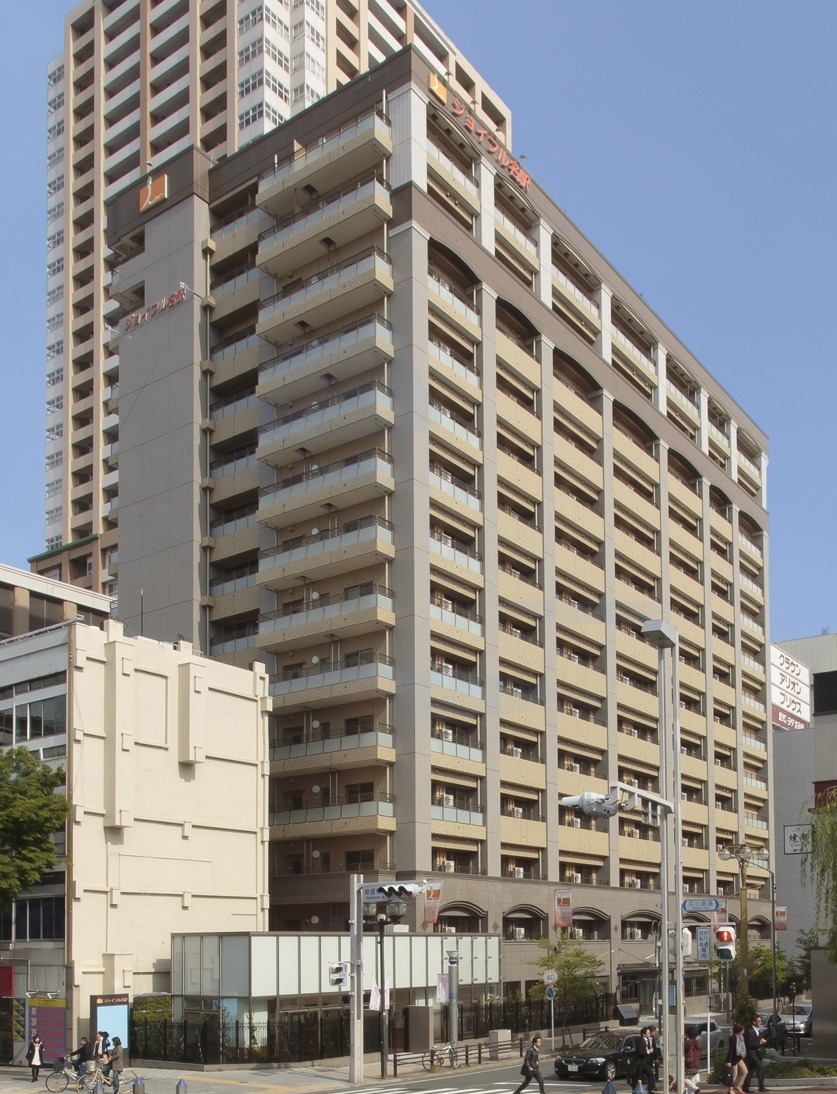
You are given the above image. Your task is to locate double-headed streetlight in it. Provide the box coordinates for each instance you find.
[718,843,771,1011]
[641,620,684,1094]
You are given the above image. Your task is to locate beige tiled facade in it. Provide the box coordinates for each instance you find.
[43,32,771,1002]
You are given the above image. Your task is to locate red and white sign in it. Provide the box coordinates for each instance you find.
[122,286,187,333]
[774,906,788,932]
[771,646,812,730]
[423,882,443,925]
[553,890,572,931]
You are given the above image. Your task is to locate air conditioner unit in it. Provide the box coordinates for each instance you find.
[443,860,455,873]
[443,925,457,933]
[570,872,582,884]
[630,879,642,889]
[441,727,454,742]
[513,867,525,879]
[569,762,581,774]
[510,746,522,758]
[571,928,584,940]
[630,927,643,940]
[512,806,524,819]
[570,817,582,828]
[513,927,526,941]
[627,828,639,838]
[441,794,455,808]
[628,728,639,738]
[568,707,581,718]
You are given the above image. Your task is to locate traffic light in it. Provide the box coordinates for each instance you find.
[715,925,736,961]
[372,883,422,899]
[328,962,349,986]
[668,927,693,958]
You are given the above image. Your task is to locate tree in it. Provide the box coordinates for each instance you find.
[748,942,795,989]
[793,926,820,990]
[0,747,70,909]
[800,787,837,962]
[527,934,605,1025]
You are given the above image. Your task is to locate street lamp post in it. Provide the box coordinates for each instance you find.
[718,844,759,1011]
[642,619,684,1094]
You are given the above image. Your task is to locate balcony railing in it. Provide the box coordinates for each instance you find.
[429,466,481,510]
[210,446,258,479]
[431,802,484,825]
[738,451,762,476]
[611,325,655,373]
[210,329,259,363]
[270,791,395,826]
[259,248,391,323]
[209,571,257,597]
[211,390,258,421]
[665,378,699,412]
[258,108,390,189]
[210,263,259,296]
[260,515,392,571]
[427,269,480,326]
[431,733,484,764]
[269,654,394,696]
[276,858,396,877]
[259,175,389,249]
[499,622,542,647]
[259,381,393,446]
[270,723,394,760]
[499,681,543,705]
[259,315,393,385]
[744,813,768,830]
[494,207,537,257]
[739,573,764,595]
[427,338,481,387]
[213,204,260,241]
[743,775,768,791]
[259,449,392,508]
[551,265,599,314]
[738,533,763,558]
[707,419,729,443]
[210,509,257,537]
[430,596,483,636]
[430,664,484,700]
[429,400,481,449]
[259,584,393,635]
[743,734,766,752]
[742,694,766,712]
[739,613,764,635]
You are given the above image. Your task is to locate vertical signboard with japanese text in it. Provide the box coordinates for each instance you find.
[771,646,812,730]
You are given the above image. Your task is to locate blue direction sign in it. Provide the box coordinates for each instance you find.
[682,898,720,913]
[546,986,555,1000]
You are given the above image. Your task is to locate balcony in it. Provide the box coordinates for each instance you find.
[430,665,484,701]
[269,654,395,703]
[431,731,484,765]
[427,270,481,342]
[551,265,601,332]
[210,264,260,324]
[258,448,394,527]
[270,722,394,762]
[212,205,261,265]
[427,337,481,391]
[258,108,392,216]
[258,516,394,590]
[258,315,393,406]
[426,139,480,216]
[430,596,483,637]
[257,380,394,464]
[257,584,394,651]
[494,207,539,273]
[269,792,396,834]
[257,175,392,278]
[429,530,483,574]
[257,247,393,345]
[429,400,481,451]
[431,800,484,826]
[429,466,482,514]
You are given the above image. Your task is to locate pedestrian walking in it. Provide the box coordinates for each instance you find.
[27,1035,44,1083]
[635,1025,660,1092]
[742,1016,767,1093]
[108,1037,124,1094]
[683,1026,702,1093]
[514,1035,546,1094]
[725,1023,749,1094]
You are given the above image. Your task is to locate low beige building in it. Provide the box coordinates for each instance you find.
[1,568,271,1050]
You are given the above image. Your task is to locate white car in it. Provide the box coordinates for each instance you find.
[694,1020,727,1053]
[780,1003,812,1036]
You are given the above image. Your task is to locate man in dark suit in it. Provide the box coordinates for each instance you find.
[742,1015,767,1092]
[634,1026,659,1092]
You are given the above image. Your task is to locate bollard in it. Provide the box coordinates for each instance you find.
[392,1054,397,1079]
[478,1043,482,1064]
[633,1084,647,1094]
[93,1083,104,1094]
[176,1079,188,1094]
[132,1080,145,1094]
[602,1083,616,1094]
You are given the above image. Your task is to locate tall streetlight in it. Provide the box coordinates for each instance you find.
[642,619,684,1094]
[718,844,770,1012]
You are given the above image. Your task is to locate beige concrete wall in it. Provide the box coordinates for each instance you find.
[66,620,271,1037]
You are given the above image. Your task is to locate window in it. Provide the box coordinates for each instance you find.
[47,120,65,142]
[47,175,64,197]
[47,230,64,251]
[346,782,374,804]
[46,285,64,306]
[265,70,290,101]
[45,479,63,499]
[46,452,63,471]
[46,368,64,387]
[47,257,64,278]
[47,93,64,115]
[15,695,66,742]
[239,101,283,130]
[48,65,64,89]
[45,535,63,551]
[46,395,63,414]
[345,849,374,869]
[46,340,64,359]
[239,39,263,65]
[46,313,63,334]
[46,424,64,442]
[47,148,64,171]
[47,202,64,225]
[5,897,65,941]
[265,37,290,70]
[45,507,63,526]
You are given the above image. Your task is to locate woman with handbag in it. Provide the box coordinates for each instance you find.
[722,1023,749,1094]
[26,1035,44,1083]
[514,1035,546,1094]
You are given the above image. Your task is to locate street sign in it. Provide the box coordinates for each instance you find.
[448,954,458,966]
[546,986,555,1000]
[696,925,712,963]
[543,969,558,985]
[682,898,720,913]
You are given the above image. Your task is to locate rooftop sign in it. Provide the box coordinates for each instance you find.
[771,644,812,730]
[139,173,168,213]
[122,286,187,333]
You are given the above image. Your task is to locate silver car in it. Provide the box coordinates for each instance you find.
[781,1003,812,1036]
[694,1020,727,1053]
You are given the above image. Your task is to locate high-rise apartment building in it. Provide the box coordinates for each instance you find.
[34,0,509,589]
[49,43,773,1001]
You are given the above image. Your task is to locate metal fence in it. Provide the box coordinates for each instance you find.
[132,995,615,1066]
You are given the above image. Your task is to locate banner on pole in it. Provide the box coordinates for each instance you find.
[436,973,449,1003]
[369,980,381,1011]
[696,925,712,962]
[424,882,444,925]
[775,906,788,931]
[714,900,729,926]
[384,976,391,1010]
[554,890,573,931]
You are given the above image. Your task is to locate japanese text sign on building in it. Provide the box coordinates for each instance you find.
[428,73,531,194]
[770,645,812,730]
[122,286,187,333]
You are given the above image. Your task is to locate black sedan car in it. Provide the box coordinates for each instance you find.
[554,1032,642,1082]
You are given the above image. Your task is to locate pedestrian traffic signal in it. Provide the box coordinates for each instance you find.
[328,962,349,986]
[715,925,736,961]
[373,883,422,899]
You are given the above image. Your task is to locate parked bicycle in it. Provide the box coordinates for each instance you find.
[45,1058,79,1092]
[76,1063,139,1092]
[421,1042,460,1070]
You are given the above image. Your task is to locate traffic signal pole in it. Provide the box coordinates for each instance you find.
[349,874,365,1084]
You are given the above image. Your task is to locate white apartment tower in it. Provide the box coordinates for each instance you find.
[36,0,509,589]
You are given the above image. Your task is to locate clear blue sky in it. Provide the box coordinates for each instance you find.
[1,1,834,642]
